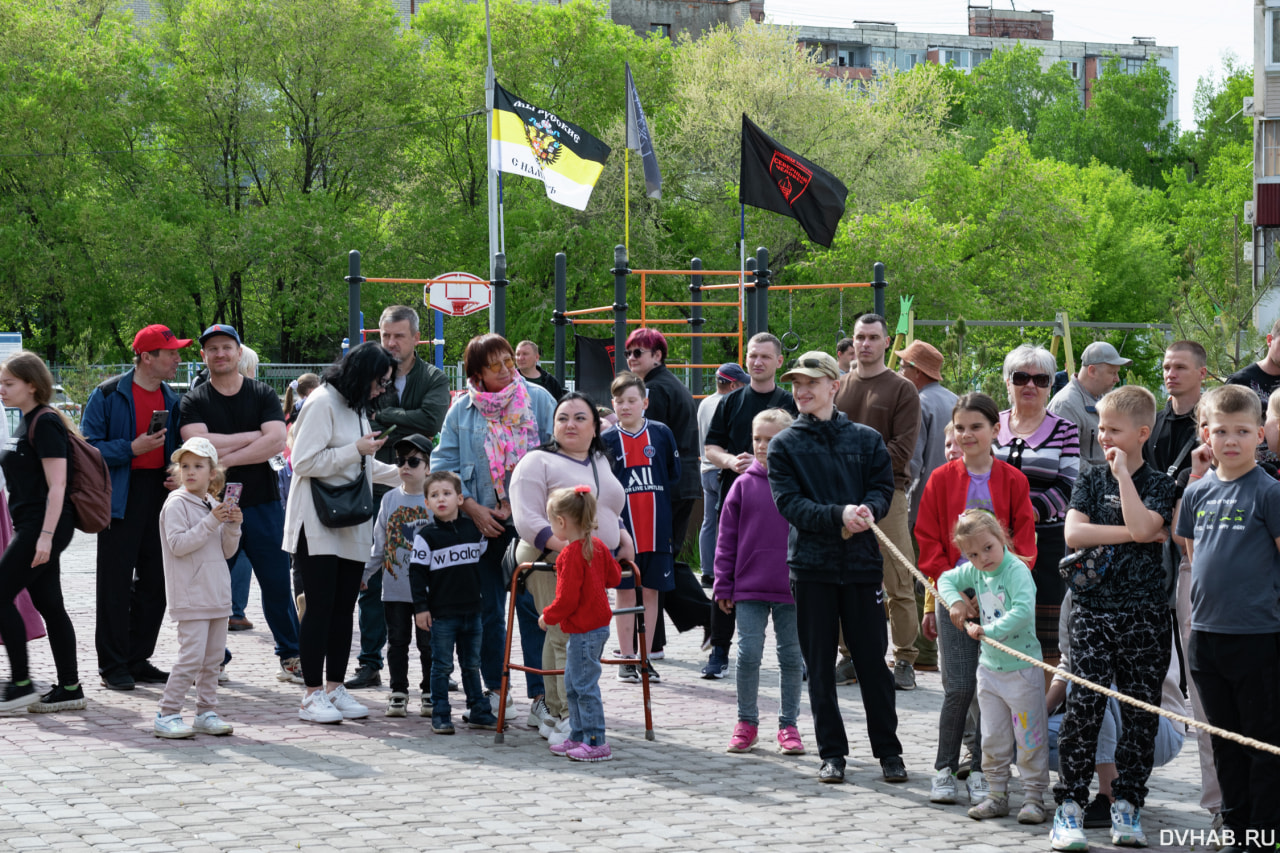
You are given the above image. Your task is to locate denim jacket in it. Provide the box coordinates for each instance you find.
[429,379,556,510]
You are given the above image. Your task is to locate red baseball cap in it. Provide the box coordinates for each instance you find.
[132,324,193,354]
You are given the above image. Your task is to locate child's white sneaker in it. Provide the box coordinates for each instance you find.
[930,768,959,804]
[538,715,561,740]
[967,771,990,805]
[154,713,195,739]
[1018,800,1048,825]
[547,717,573,747]
[1110,798,1147,847]
[386,692,408,717]
[419,692,431,717]
[1050,800,1089,851]
[192,711,233,736]
[326,685,369,720]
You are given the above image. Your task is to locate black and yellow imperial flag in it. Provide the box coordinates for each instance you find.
[491,82,611,211]
[739,114,849,248]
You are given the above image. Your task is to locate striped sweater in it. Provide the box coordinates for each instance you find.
[994,410,1080,525]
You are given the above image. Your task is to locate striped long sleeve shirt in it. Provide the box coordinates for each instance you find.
[994,410,1080,525]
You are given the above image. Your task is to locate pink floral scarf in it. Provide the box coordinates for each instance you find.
[468,375,540,502]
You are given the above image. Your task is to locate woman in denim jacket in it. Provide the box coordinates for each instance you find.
[430,334,556,721]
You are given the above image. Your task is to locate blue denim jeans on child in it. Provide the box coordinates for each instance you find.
[565,625,610,747]
[429,613,495,727]
[735,600,803,728]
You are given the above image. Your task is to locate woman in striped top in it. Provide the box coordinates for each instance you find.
[993,345,1080,665]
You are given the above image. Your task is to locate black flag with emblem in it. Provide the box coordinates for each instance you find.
[738,114,849,248]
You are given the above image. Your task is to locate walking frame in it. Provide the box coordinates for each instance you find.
[494,559,656,743]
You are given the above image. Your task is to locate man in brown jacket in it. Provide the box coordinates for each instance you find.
[834,314,921,690]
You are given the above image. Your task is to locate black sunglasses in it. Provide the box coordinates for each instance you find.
[798,357,834,373]
[1010,371,1052,388]
[626,348,651,359]
[395,456,427,469]
[378,376,394,389]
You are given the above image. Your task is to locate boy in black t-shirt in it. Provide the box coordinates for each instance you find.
[1052,386,1176,851]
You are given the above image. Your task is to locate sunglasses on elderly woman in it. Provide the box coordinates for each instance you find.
[1010,371,1053,388]
[395,456,427,469]
[484,356,516,373]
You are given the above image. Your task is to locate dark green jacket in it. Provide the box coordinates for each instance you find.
[371,355,451,474]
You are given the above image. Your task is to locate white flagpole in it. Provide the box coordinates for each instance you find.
[485,0,499,334]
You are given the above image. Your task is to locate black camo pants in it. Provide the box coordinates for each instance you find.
[1053,603,1170,808]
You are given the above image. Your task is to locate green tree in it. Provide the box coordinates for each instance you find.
[958,43,1080,163]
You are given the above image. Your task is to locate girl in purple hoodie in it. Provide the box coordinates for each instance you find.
[713,408,805,756]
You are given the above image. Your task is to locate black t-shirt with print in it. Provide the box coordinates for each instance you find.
[1068,462,1176,612]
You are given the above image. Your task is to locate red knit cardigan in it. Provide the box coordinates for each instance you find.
[541,537,622,634]
[914,458,1038,580]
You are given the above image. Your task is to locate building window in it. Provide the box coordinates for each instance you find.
[871,49,887,66]
[904,52,919,68]
[1125,58,1145,74]
[938,48,971,70]
[1264,121,1280,178]
[1270,9,1280,69]
[649,23,670,38]
[972,49,991,68]
[1069,60,1080,79]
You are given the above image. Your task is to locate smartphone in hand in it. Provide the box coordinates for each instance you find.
[379,424,398,438]
[223,483,243,510]
[147,410,169,435]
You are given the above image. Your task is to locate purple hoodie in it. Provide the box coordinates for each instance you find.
[712,458,793,603]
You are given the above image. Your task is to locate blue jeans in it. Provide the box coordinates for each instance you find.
[735,600,803,728]
[355,569,386,670]
[230,550,252,619]
[698,469,721,576]
[1047,693,1185,772]
[429,613,494,728]
[477,526,544,698]
[565,625,610,746]
[232,500,299,659]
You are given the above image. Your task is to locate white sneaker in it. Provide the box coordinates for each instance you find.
[930,767,959,804]
[217,665,229,683]
[1110,798,1147,847]
[1050,800,1089,851]
[526,697,549,729]
[386,691,408,718]
[538,715,561,740]
[419,692,431,717]
[326,685,370,720]
[547,717,573,747]
[192,711,234,736]
[154,713,195,739]
[486,689,513,716]
[967,771,990,805]
[276,656,304,685]
[299,690,343,724]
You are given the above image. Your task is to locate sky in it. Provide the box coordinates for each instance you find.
[763,0,1253,130]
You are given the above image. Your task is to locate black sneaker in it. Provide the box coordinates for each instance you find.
[100,671,135,691]
[1082,793,1112,829]
[640,660,661,683]
[344,664,381,689]
[699,572,714,588]
[0,681,39,712]
[834,657,858,685]
[30,685,87,713]
[616,663,640,683]
[881,755,908,783]
[130,662,170,684]
[818,759,845,784]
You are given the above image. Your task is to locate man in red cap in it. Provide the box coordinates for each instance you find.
[82,324,192,690]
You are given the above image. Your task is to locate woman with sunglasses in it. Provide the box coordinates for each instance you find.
[992,344,1081,666]
[285,342,403,723]
[430,334,557,726]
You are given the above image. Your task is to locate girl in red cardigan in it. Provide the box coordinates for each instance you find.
[539,486,622,762]
[915,393,1037,808]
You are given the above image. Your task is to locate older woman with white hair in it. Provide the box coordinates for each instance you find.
[992,344,1080,665]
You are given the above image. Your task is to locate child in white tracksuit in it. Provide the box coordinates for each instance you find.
[938,509,1049,824]
[155,437,242,738]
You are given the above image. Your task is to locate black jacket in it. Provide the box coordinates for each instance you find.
[408,515,488,617]
[766,409,895,584]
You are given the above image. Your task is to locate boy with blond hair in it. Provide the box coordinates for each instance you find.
[1176,384,1280,852]
[1053,386,1177,851]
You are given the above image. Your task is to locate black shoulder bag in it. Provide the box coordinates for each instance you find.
[310,414,375,528]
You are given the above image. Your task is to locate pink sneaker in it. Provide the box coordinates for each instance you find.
[776,725,806,755]
[726,721,759,753]
[567,741,613,762]
[549,739,582,757]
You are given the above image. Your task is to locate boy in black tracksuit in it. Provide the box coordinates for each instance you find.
[409,471,496,734]
[766,351,905,785]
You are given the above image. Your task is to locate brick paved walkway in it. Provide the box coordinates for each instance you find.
[0,534,1212,851]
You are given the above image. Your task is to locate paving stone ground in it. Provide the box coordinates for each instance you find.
[0,533,1214,851]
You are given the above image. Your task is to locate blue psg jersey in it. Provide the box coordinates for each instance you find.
[602,418,681,555]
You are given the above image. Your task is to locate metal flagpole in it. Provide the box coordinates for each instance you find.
[625,148,631,256]
[739,203,746,331]
[485,0,500,334]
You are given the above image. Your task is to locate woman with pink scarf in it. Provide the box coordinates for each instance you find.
[430,334,557,725]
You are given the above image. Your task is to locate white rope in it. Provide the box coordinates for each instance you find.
[866,520,1280,759]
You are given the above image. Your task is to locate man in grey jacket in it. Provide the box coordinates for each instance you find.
[347,305,451,689]
[1047,342,1129,471]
